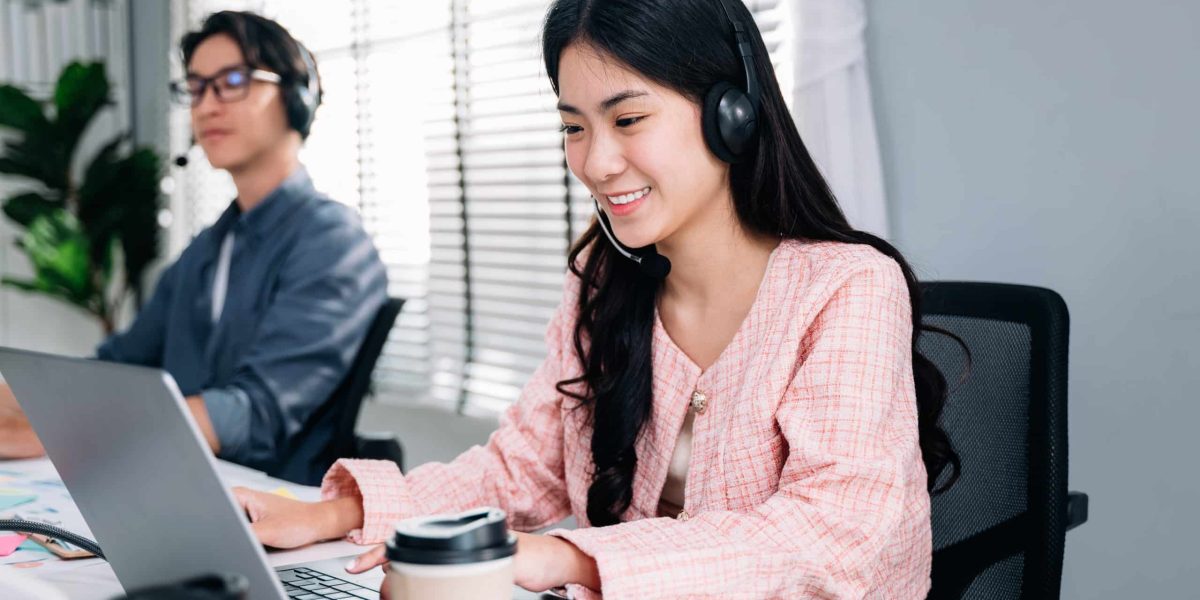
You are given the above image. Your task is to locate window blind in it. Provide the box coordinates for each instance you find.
[173,0,793,415]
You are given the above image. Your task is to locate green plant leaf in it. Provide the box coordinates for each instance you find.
[79,134,126,199]
[114,147,162,293]
[22,210,96,305]
[1,276,53,294]
[53,62,110,166]
[77,133,127,266]
[77,136,161,299]
[0,128,69,190]
[1,60,164,324]
[2,191,62,228]
[0,85,50,133]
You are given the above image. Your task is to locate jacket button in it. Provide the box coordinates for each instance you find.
[690,390,708,415]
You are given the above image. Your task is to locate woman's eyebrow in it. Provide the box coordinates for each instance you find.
[556,89,649,114]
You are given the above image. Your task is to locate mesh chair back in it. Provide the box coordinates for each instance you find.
[921,282,1070,599]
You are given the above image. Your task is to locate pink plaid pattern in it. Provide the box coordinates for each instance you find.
[322,240,931,599]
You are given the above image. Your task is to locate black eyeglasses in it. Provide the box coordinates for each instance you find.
[170,65,281,107]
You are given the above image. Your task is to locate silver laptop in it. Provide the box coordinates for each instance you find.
[0,347,385,599]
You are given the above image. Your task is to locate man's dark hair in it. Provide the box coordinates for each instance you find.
[180,11,322,138]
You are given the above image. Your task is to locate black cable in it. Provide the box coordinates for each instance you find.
[0,518,105,559]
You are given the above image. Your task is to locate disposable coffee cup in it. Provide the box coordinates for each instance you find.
[386,507,517,600]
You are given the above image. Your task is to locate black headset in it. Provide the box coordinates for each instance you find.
[283,40,321,138]
[592,0,764,278]
[702,0,762,164]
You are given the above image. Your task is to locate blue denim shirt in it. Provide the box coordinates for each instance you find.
[97,168,387,484]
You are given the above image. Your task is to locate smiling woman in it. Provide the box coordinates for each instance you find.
[229,1,958,598]
[555,43,731,251]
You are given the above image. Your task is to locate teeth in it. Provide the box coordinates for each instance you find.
[607,187,650,205]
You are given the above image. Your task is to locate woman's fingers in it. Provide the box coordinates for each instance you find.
[231,486,261,518]
[380,572,394,600]
[230,486,324,549]
[346,544,388,574]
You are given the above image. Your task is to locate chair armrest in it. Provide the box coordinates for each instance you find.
[1066,491,1088,531]
[354,431,405,473]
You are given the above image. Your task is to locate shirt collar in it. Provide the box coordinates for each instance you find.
[213,166,316,241]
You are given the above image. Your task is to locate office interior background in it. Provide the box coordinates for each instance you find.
[0,0,1195,597]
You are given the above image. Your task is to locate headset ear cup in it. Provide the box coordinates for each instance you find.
[702,82,739,163]
[283,88,301,136]
[284,84,316,138]
[720,90,758,156]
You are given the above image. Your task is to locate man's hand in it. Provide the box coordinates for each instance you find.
[0,383,19,411]
[185,395,221,453]
[512,532,600,593]
[0,406,45,459]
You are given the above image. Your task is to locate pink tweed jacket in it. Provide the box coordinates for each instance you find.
[321,240,932,599]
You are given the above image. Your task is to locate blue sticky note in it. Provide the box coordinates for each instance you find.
[0,488,37,511]
[18,539,50,553]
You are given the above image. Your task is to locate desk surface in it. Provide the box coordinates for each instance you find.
[0,457,545,599]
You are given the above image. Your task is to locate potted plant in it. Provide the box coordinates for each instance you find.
[0,61,162,334]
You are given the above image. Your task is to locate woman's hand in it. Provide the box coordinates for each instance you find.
[346,532,600,598]
[513,532,600,593]
[343,545,391,599]
[232,487,363,549]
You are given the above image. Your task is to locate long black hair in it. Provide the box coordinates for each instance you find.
[545,0,960,527]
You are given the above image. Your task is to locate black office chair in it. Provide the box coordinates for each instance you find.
[321,297,407,473]
[919,282,1088,600]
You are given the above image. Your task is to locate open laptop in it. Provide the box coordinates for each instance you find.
[0,347,387,599]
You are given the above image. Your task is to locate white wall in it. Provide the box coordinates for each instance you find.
[866,0,1200,596]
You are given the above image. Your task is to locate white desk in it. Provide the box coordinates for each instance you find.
[1,457,547,599]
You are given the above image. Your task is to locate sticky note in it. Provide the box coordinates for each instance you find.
[0,488,36,511]
[0,533,28,557]
[270,487,298,500]
[17,539,49,553]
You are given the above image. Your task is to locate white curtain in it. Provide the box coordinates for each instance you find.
[791,0,890,238]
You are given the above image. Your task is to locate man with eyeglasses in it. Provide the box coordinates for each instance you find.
[0,11,388,486]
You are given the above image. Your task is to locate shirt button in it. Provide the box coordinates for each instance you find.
[690,390,708,415]
[677,509,690,521]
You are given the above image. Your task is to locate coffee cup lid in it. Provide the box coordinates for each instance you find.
[386,507,516,565]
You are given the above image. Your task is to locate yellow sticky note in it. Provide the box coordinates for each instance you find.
[270,486,298,500]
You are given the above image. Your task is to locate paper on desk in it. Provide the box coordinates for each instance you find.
[270,486,298,500]
[0,488,37,511]
[0,462,94,541]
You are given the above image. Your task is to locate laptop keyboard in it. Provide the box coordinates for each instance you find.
[276,566,381,600]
